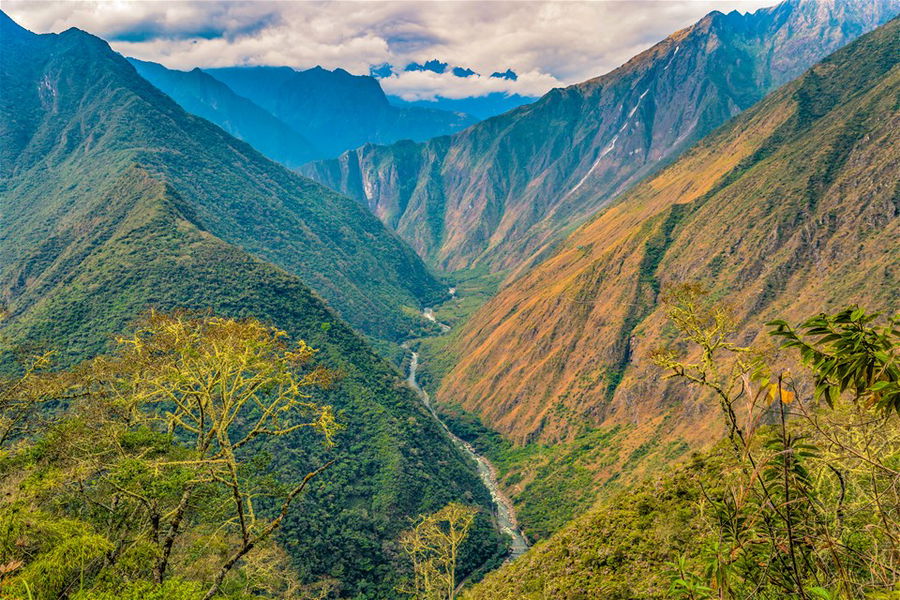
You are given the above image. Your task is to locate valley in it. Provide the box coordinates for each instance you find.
[1,1,898,599]
[405,345,529,559]
[302,0,898,274]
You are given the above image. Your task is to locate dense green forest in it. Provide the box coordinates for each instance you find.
[0,312,507,599]
[0,12,506,598]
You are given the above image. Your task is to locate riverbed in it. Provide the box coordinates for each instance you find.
[405,349,529,559]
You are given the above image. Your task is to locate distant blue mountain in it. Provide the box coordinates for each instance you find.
[490,69,518,81]
[207,65,478,158]
[375,61,537,119]
[387,93,536,121]
[129,59,319,167]
[405,59,448,73]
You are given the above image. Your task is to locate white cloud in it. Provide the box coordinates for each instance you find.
[3,0,777,98]
[380,69,562,101]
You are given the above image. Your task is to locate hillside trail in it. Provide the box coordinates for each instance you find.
[403,311,529,560]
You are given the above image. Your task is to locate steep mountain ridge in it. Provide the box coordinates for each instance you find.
[303,0,898,273]
[0,14,444,341]
[0,14,504,596]
[207,65,478,159]
[128,58,320,167]
[438,15,898,469]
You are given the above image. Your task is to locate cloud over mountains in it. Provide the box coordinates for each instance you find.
[4,0,775,99]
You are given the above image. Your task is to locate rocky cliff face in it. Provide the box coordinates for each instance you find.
[303,0,898,273]
[438,17,899,450]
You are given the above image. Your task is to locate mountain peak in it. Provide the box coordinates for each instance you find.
[207,63,475,158]
[2,20,446,341]
[0,9,32,38]
[304,0,898,274]
[490,69,518,81]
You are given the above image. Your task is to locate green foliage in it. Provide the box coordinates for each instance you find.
[399,502,479,599]
[411,266,506,397]
[0,15,443,349]
[768,307,900,414]
[439,407,640,541]
[0,20,503,597]
[1,314,341,599]
[463,451,722,600]
[665,555,713,600]
[71,579,206,600]
[1,509,114,600]
[0,311,505,599]
[653,294,900,599]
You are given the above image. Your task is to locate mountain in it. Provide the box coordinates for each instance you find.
[0,16,447,343]
[387,93,537,122]
[433,14,899,539]
[206,65,478,159]
[302,0,898,273]
[128,58,320,168]
[0,13,505,597]
[374,61,537,120]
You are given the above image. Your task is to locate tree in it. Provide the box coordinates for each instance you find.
[399,502,478,600]
[0,306,69,449]
[111,312,340,597]
[768,307,900,414]
[0,348,59,448]
[651,285,899,599]
[0,311,341,599]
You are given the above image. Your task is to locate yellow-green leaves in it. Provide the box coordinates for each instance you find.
[399,502,479,600]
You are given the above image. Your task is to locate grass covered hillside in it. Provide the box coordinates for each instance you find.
[0,13,444,343]
[0,13,505,597]
[437,16,900,537]
[462,304,900,599]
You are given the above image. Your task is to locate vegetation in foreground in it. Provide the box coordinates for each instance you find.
[398,503,479,600]
[464,291,899,599]
[0,313,343,599]
[0,312,504,599]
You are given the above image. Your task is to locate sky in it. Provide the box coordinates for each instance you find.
[3,1,777,100]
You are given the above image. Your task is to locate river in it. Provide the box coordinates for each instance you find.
[405,348,529,559]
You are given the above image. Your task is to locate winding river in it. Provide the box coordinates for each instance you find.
[405,346,529,559]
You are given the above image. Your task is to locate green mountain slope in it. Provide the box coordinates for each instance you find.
[0,14,505,597]
[128,58,320,168]
[437,15,899,539]
[303,0,897,273]
[461,452,715,600]
[0,13,443,342]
